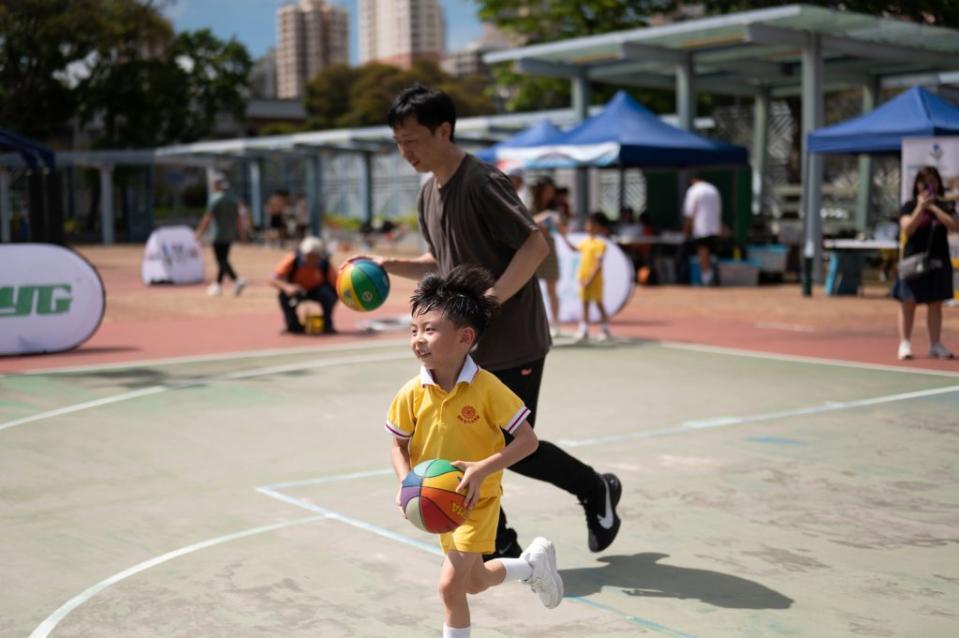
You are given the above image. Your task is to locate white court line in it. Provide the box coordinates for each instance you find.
[560,383,959,448]
[28,515,328,638]
[264,468,394,491]
[13,338,409,376]
[0,351,411,433]
[0,386,167,433]
[659,340,959,378]
[255,487,441,556]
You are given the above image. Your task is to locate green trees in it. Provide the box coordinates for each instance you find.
[0,0,251,147]
[305,59,494,130]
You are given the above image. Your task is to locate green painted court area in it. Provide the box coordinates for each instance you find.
[2,340,959,637]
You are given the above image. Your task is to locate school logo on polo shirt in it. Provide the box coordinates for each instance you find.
[458,405,479,423]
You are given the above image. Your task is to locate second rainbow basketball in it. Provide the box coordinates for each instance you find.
[337,258,390,312]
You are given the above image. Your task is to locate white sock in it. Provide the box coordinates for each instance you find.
[701,270,713,285]
[443,624,471,638]
[577,322,587,332]
[499,557,533,582]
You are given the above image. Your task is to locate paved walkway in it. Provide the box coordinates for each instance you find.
[2,244,957,374]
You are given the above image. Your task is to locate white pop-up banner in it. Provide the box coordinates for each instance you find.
[141,225,205,285]
[902,137,959,202]
[544,232,635,323]
[0,244,106,355]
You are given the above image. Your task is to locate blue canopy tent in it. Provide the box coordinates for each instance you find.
[497,91,750,243]
[474,120,565,164]
[807,86,959,155]
[498,91,748,169]
[0,128,56,171]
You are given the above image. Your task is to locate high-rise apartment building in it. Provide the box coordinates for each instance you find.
[441,23,523,78]
[277,1,349,99]
[359,0,445,69]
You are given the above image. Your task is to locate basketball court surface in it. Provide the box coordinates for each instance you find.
[2,246,958,637]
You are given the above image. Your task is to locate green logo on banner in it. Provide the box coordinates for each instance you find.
[0,285,73,316]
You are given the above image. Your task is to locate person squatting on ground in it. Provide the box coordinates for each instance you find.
[270,236,338,334]
[574,212,614,342]
[367,84,622,562]
[682,175,722,286]
[195,175,247,296]
[893,165,958,360]
[387,265,563,637]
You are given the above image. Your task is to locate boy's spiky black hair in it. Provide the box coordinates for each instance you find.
[410,265,498,339]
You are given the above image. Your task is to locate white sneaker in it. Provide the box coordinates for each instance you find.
[233,277,247,297]
[575,325,589,343]
[549,326,560,339]
[929,343,955,359]
[520,537,563,609]
[597,326,612,341]
[897,341,912,360]
[206,283,222,296]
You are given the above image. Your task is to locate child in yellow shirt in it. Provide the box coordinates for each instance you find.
[386,264,564,638]
[575,212,613,341]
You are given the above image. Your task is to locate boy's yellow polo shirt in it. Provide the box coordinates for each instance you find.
[577,236,607,284]
[385,356,530,498]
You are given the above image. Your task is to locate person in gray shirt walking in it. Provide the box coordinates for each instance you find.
[195,174,248,296]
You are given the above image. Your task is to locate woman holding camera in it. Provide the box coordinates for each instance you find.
[893,166,959,360]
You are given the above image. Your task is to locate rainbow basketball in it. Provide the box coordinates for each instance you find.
[337,258,390,312]
[400,459,468,534]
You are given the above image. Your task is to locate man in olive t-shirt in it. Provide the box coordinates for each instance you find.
[366,85,623,559]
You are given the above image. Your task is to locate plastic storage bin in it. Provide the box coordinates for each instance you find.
[747,244,788,273]
[718,260,760,286]
[824,252,862,295]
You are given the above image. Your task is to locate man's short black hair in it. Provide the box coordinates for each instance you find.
[387,84,457,142]
[410,265,497,339]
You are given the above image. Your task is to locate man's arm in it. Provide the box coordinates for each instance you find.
[373,252,439,281]
[195,212,212,240]
[489,229,549,303]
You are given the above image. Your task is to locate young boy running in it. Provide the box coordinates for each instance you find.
[386,265,563,638]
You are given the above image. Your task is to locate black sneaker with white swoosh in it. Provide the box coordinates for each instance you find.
[582,473,622,552]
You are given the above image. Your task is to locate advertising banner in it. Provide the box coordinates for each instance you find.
[901,137,959,202]
[141,226,205,285]
[0,244,105,355]
[546,232,635,323]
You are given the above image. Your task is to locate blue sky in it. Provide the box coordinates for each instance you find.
[162,0,484,63]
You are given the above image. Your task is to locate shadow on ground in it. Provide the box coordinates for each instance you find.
[562,553,793,610]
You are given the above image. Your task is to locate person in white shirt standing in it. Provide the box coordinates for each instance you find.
[682,176,722,286]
